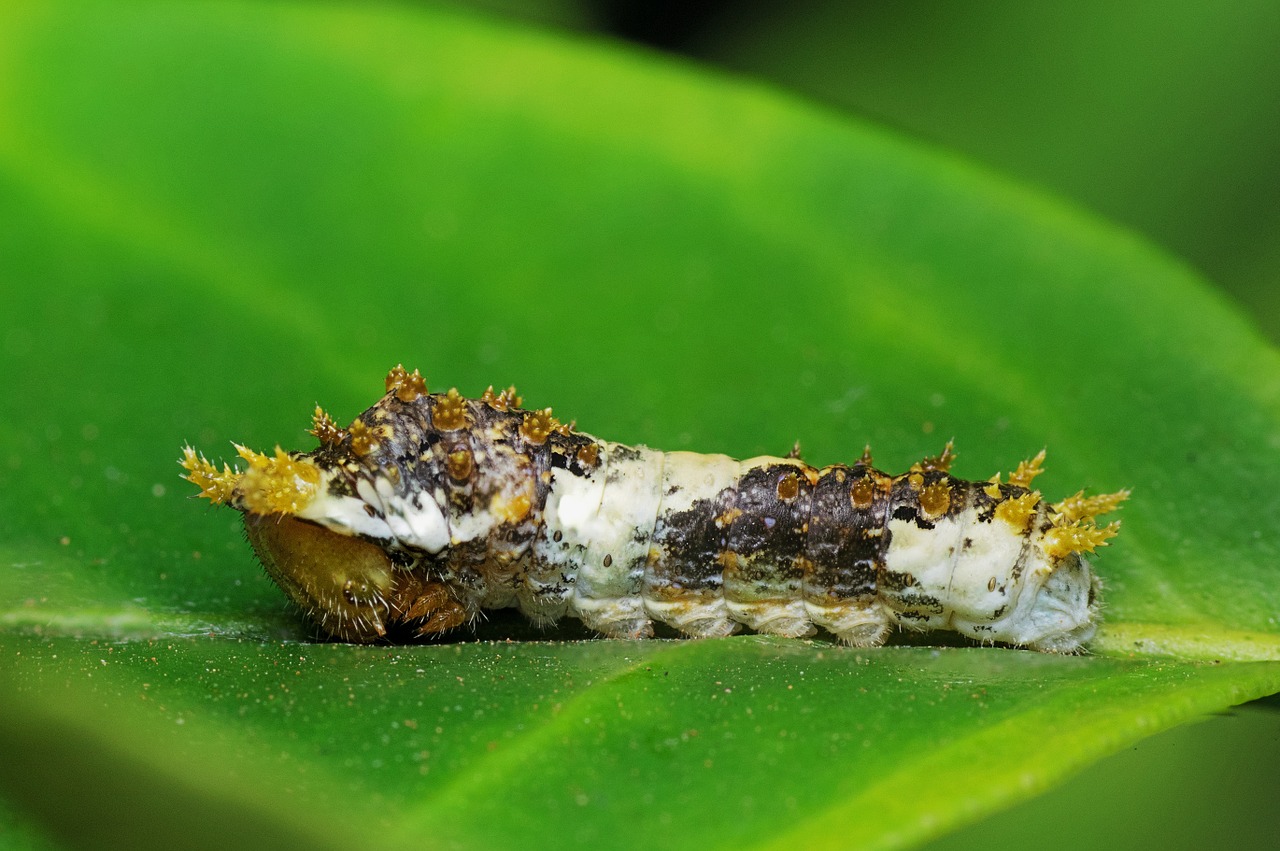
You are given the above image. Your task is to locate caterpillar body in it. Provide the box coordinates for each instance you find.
[180,366,1127,652]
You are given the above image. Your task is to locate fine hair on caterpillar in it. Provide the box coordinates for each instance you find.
[180,366,1128,652]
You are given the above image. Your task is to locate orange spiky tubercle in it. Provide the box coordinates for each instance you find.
[433,388,470,431]
[309,406,347,447]
[519,407,570,445]
[480,385,523,412]
[994,490,1041,531]
[182,443,321,516]
[180,444,321,515]
[385,364,428,402]
[980,449,1044,498]
[1044,520,1122,558]
[911,439,956,474]
[981,449,1042,529]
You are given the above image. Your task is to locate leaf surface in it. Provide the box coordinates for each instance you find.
[1,2,1279,849]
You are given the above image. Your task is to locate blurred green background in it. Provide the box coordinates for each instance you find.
[457,0,1280,342]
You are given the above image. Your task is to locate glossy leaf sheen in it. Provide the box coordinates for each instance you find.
[1,2,1279,849]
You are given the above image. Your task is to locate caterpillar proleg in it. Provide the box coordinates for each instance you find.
[180,366,1126,651]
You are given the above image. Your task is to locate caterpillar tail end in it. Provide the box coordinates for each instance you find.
[1044,487,1131,558]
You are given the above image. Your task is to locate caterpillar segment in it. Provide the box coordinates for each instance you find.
[180,366,1127,651]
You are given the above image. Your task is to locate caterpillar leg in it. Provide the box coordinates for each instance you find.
[804,601,892,646]
[723,597,815,638]
[644,590,741,637]
[575,597,654,639]
[397,577,470,637]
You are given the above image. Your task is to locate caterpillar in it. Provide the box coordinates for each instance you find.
[180,366,1127,651]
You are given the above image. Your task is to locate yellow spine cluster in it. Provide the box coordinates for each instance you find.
[1044,520,1122,558]
[1044,487,1130,558]
[233,445,321,515]
[179,446,239,505]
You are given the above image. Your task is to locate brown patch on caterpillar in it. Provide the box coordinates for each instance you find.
[385,364,428,402]
[432,388,470,431]
[805,465,885,619]
[650,496,732,597]
[722,464,811,618]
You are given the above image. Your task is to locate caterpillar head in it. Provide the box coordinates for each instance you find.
[180,443,461,642]
[243,512,400,642]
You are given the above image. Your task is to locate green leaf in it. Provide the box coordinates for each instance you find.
[689,0,1280,341]
[1,2,1278,849]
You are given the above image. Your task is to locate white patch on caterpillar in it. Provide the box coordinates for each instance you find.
[572,443,665,637]
[991,545,1097,651]
[883,514,967,631]
[945,501,1023,631]
[294,473,398,542]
